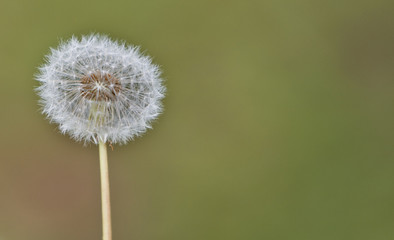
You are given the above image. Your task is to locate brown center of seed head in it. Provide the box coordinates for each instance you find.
[80,72,121,101]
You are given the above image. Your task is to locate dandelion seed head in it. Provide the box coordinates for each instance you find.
[36,34,165,144]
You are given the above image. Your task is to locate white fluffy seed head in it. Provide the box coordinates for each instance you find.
[35,34,165,145]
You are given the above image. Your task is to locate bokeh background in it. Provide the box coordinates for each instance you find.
[0,0,393,239]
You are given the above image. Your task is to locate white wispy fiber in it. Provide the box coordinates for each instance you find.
[36,34,165,144]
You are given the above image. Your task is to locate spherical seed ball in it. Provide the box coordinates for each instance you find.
[35,34,166,144]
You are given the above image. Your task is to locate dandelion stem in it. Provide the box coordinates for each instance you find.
[99,140,112,240]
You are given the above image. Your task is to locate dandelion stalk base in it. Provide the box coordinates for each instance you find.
[99,140,112,240]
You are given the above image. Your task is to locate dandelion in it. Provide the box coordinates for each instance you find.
[35,34,165,240]
[36,34,165,145]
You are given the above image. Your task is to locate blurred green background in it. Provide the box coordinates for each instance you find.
[0,0,393,239]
